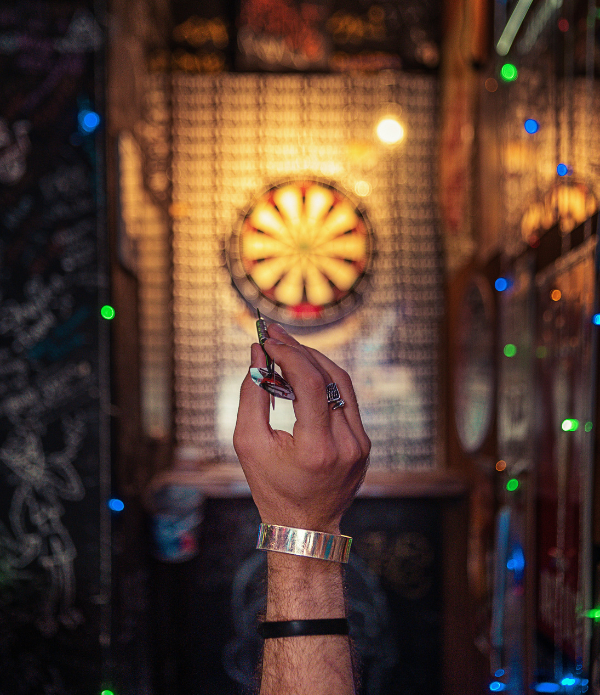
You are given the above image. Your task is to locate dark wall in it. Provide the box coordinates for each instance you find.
[0,3,110,692]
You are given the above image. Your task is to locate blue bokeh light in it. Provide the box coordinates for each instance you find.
[108,498,125,512]
[592,314,600,325]
[524,119,539,134]
[79,109,101,133]
[557,163,569,176]
[490,682,506,692]
[495,277,508,292]
[534,683,559,693]
[494,670,505,678]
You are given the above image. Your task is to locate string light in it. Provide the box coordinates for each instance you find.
[79,109,101,133]
[101,305,115,320]
[524,118,539,133]
[108,498,125,512]
[500,63,518,81]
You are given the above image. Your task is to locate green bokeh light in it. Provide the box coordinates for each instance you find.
[500,63,518,81]
[101,305,115,320]
[506,478,519,492]
[536,346,547,358]
[504,343,517,357]
[585,422,593,432]
[101,691,114,695]
[561,419,579,432]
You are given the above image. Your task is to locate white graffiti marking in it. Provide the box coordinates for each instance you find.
[0,416,86,634]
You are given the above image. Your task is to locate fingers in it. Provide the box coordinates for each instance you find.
[268,323,370,458]
[233,343,271,456]
[304,346,370,456]
[262,338,331,435]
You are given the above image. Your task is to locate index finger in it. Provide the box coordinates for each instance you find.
[263,338,330,435]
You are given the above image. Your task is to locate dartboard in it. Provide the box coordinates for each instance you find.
[227,180,374,327]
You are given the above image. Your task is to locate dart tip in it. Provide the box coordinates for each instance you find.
[256,308,262,320]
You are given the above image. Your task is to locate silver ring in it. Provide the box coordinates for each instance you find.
[326,383,345,410]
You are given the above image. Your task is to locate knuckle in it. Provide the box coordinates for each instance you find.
[340,436,362,464]
[303,371,326,395]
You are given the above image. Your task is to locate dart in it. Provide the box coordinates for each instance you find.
[251,310,295,402]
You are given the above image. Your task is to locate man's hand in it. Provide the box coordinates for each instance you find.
[234,322,370,695]
[234,322,370,534]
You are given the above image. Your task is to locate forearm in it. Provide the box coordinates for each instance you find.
[260,552,355,695]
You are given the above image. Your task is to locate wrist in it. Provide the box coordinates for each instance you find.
[266,553,346,621]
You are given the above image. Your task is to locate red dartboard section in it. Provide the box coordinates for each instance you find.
[228,179,375,327]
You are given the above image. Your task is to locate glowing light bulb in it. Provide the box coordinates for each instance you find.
[79,109,101,133]
[524,119,539,134]
[101,305,115,320]
[376,118,404,144]
[500,64,518,81]
[108,498,125,512]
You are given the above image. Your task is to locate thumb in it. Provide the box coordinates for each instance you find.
[234,343,271,453]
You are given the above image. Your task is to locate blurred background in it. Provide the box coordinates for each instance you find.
[0,0,598,693]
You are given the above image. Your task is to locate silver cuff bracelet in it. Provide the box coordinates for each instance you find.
[256,523,352,563]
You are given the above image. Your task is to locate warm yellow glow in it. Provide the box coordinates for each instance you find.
[496,460,507,472]
[376,117,404,144]
[354,180,371,197]
[550,289,562,302]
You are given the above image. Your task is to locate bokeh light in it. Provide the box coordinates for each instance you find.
[500,64,518,81]
[550,289,562,301]
[496,460,507,472]
[495,277,508,291]
[101,305,115,320]
[506,478,519,492]
[557,163,569,176]
[504,344,517,357]
[79,109,101,133]
[524,119,539,134]
[376,117,404,144]
[485,78,498,92]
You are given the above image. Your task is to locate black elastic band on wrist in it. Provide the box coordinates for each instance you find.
[257,618,349,639]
